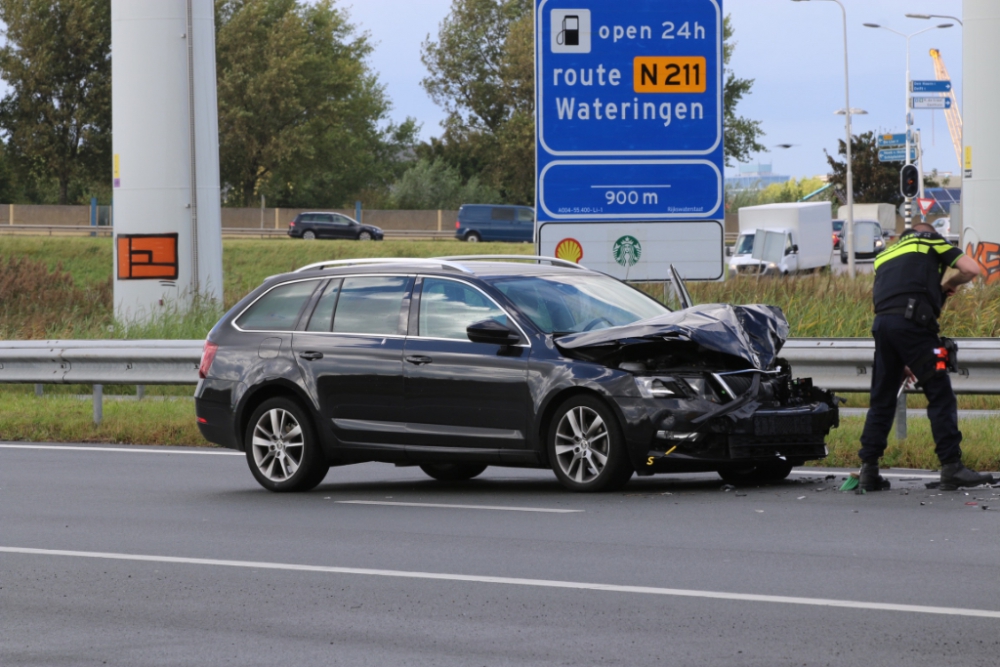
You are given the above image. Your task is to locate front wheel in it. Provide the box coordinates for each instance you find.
[357,230,373,241]
[717,460,793,485]
[465,232,481,243]
[419,463,487,482]
[245,397,327,492]
[548,395,633,492]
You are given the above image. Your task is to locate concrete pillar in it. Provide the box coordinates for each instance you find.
[962,0,1000,279]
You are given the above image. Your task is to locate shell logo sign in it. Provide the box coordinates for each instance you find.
[554,238,584,263]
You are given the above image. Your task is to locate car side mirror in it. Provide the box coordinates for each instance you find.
[725,246,733,257]
[467,319,521,345]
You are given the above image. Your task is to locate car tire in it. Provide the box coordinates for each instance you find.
[245,397,327,492]
[419,463,488,482]
[465,232,481,243]
[548,395,633,492]
[717,459,794,485]
[357,231,372,241]
[302,230,316,240]
[840,254,847,265]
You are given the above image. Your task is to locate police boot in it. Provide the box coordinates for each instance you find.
[859,462,891,492]
[940,462,995,491]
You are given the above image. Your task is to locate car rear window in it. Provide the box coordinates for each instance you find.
[332,276,411,335]
[237,280,319,331]
[491,207,515,221]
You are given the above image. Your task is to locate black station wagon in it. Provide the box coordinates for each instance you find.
[195,256,840,492]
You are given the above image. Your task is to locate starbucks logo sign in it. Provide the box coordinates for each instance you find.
[612,235,641,267]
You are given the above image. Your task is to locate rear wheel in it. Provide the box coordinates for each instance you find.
[718,459,793,485]
[245,397,327,492]
[548,395,633,492]
[302,230,316,240]
[419,463,488,482]
[465,231,481,243]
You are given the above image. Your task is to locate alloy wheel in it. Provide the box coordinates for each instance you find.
[553,405,610,484]
[251,408,305,482]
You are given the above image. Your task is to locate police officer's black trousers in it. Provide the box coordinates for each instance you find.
[858,314,962,465]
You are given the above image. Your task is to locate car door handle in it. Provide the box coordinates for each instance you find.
[299,351,324,361]
[405,355,433,366]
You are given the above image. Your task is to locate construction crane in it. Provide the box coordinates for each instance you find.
[929,49,963,170]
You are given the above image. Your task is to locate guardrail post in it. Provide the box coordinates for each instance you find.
[34,383,43,397]
[136,384,145,400]
[93,384,103,425]
[895,392,907,440]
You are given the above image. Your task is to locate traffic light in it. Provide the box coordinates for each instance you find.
[900,164,919,198]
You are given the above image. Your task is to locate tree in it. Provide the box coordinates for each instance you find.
[723,16,766,166]
[0,0,111,205]
[420,0,532,204]
[391,158,499,209]
[825,131,903,205]
[216,0,415,207]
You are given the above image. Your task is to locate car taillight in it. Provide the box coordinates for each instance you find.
[289,221,296,227]
[199,341,218,379]
[455,221,460,229]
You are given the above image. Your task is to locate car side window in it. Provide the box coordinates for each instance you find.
[318,214,334,224]
[305,279,342,332]
[332,276,411,335]
[517,208,534,223]
[332,215,352,227]
[419,278,507,340]
[237,280,320,331]
[491,207,515,221]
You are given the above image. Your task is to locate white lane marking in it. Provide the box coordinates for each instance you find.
[0,444,241,456]
[791,469,938,480]
[2,546,999,620]
[336,500,581,513]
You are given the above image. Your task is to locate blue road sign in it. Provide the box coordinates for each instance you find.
[876,132,911,148]
[910,80,951,93]
[535,0,724,221]
[878,147,918,163]
[910,96,952,110]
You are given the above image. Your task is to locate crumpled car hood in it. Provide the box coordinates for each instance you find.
[554,304,790,370]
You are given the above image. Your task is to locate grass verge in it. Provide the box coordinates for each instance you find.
[0,394,208,446]
[3,394,998,472]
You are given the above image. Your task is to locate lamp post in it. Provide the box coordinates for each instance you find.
[863,22,953,228]
[905,13,962,27]
[792,0,857,277]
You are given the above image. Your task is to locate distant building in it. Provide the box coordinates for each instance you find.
[725,164,791,191]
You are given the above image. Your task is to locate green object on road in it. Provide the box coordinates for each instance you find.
[839,473,860,492]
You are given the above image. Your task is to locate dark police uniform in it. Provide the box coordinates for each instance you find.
[858,229,964,465]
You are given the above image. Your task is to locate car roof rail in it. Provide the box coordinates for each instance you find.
[433,255,587,270]
[293,257,474,274]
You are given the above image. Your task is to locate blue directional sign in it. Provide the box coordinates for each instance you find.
[876,132,911,148]
[535,0,724,221]
[910,96,952,110]
[878,147,918,163]
[910,80,951,93]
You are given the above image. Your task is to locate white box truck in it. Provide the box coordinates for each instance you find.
[729,202,834,276]
[852,203,896,235]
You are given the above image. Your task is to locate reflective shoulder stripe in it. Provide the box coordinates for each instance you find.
[873,239,932,271]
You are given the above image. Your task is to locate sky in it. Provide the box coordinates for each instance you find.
[347,0,966,181]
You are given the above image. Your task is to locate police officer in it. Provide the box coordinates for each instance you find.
[858,222,994,491]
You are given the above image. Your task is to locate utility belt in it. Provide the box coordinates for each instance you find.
[911,337,959,384]
[876,297,939,333]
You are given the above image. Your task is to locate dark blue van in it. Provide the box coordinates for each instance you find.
[455,205,535,242]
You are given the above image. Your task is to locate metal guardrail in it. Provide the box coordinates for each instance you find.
[3,338,1000,426]
[0,224,457,240]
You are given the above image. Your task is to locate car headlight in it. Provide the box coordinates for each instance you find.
[634,376,689,399]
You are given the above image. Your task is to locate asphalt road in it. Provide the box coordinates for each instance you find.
[2,442,999,667]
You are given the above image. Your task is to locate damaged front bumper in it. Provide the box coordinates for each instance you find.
[614,376,840,475]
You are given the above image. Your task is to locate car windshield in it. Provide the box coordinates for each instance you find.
[734,233,754,255]
[832,220,844,232]
[488,273,669,334]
